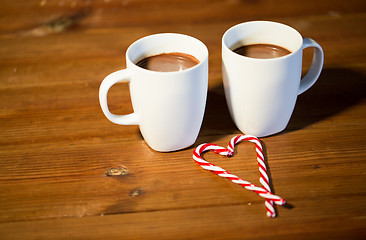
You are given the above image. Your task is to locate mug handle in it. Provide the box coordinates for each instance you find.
[99,69,139,125]
[298,38,324,95]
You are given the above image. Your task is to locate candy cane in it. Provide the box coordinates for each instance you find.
[193,135,285,217]
[230,135,278,217]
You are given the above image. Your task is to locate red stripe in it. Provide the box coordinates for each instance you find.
[202,143,218,152]
[234,135,242,144]
[214,148,229,154]
[245,136,259,142]
[198,162,212,167]
[258,164,267,174]
[193,151,202,159]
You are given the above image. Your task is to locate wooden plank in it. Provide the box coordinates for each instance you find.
[0,201,365,240]
[1,0,366,33]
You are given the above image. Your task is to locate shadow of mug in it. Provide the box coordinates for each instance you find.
[199,67,366,141]
[286,67,366,132]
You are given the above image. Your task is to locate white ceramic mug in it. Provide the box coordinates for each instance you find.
[99,33,208,152]
[222,21,324,137]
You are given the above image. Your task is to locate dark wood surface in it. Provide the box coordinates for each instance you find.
[1,0,365,239]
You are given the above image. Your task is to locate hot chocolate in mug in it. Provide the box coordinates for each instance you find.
[222,21,324,137]
[99,33,208,152]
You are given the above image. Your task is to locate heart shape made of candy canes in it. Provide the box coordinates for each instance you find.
[193,134,286,218]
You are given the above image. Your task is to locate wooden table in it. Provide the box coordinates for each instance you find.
[1,0,365,239]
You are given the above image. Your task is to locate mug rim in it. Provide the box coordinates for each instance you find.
[126,33,209,75]
[222,21,303,61]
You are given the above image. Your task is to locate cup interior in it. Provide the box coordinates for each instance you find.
[223,21,303,55]
[127,33,208,67]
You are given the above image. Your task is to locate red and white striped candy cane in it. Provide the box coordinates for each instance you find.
[193,135,285,217]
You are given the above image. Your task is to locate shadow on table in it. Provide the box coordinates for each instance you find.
[285,67,366,132]
[197,82,238,143]
[200,67,366,141]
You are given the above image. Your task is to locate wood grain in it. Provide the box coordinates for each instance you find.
[1,0,366,239]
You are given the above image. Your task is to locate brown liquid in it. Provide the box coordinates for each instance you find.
[233,44,291,59]
[136,52,200,72]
